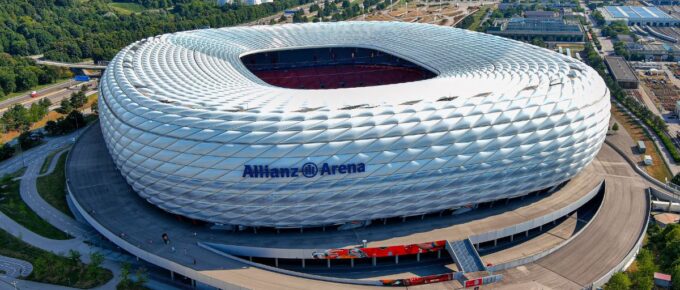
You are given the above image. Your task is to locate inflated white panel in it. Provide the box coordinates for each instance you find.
[99,22,610,227]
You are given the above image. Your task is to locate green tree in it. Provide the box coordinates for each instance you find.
[604,272,631,290]
[672,264,680,290]
[1,104,30,132]
[58,98,73,114]
[0,143,15,161]
[531,37,546,48]
[630,249,657,290]
[612,122,619,132]
[69,91,87,109]
[14,66,38,92]
[91,100,98,115]
[0,70,16,94]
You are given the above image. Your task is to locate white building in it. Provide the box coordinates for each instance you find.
[98,22,610,228]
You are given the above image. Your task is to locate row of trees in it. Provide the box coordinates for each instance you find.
[1,99,52,133]
[0,53,73,99]
[0,86,93,163]
[581,42,680,162]
[31,250,111,289]
[45,87,90,136]
[0,0,313,63]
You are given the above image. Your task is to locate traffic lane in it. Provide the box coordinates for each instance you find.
[0,80,97,113]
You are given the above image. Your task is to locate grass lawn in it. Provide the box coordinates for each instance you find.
[37,151,74,219]
[40,148,65,175]
[108,2,146,15]
[612,106,674,182]
[0,168,70,240]
[3,78,72,101]
[0,229,112,288]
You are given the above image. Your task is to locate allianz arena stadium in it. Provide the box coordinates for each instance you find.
[98,22,610,228]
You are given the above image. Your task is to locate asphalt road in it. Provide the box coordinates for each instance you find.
[0,80,97,113]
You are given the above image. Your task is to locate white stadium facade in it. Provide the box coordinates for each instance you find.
[98,21,610,229]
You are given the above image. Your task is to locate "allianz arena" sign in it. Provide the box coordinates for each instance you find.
[242,162,366,178]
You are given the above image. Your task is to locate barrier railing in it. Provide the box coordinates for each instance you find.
[488,182,606,272]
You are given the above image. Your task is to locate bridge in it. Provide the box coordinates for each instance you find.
[29,55,107,70]
[35,59,107,70]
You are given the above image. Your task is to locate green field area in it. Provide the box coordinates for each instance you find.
[37,151,74,218]
[0,168,70,240]
[108,2,146,15]
[40,148,64,174]
[466,6,490,31]
[0,229,112,288]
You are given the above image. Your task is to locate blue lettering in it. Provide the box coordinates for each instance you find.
[243,162,366,178]
[320,163,331,175]
[243,165,254,178]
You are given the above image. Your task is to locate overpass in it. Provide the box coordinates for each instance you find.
[28,55,107,70]
[34,59,107,70]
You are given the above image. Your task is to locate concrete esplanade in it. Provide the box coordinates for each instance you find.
[66,122,651,289]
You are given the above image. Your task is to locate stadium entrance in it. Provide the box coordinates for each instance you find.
[241,47,436,89]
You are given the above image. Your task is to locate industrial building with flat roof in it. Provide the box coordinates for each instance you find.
[487,18,585,42]
[598,6,680,26]
[604,56,639,89]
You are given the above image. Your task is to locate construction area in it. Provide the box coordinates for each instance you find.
[639,68,680,112]
[361,2,471,25]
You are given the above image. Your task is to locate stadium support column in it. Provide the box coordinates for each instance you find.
[275,258,279,268]
[302,259,305,268]
[327,259,331,268]
[351,258,354,268]
[396,255,399,264]
[373,256,377,266]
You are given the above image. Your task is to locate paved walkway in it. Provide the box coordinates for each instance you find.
[0,256,32,278]
[0,130,82,177]
[20,148,95,239]
[0,129,124,290]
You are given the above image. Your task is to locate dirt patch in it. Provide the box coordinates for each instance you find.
[612,106,673,182]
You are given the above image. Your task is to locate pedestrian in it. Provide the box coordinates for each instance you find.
[162,233,169,245]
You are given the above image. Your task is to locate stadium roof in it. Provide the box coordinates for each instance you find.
[104,22,593,115]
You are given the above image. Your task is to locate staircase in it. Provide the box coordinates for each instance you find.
[447,239,486,273]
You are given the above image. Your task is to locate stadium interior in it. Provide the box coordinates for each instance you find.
[241,47,437,89]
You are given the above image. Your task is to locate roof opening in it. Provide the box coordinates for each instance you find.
[241,47,437,90]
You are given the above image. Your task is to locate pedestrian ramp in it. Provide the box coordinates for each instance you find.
[447,239,486,273]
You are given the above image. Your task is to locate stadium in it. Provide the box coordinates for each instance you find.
[64,22,660,289]
[97,21,610,229]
